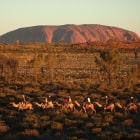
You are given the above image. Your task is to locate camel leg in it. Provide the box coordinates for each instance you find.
[80,108,83,112]
[123,106,128,113]
[93,108,96,114]
[111,107,115,113]
[72,106,75,111]
[124,108,129,114]
[134,106,138,114]
[18,108,23,112]
[104,108,106,114]
[134,109,137,114]
[83,107,86,113]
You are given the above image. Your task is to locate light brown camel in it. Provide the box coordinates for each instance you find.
[94,101,115,113]
[81,103,96,114]
[104,103,115,113]
[127,103,138,113]
[47,101,54,109]
[34,102,46,109]
[34,101,54,110]
[62,103,75,111]
[10,102,33,111]
[115,102,138,113]
[53,101,62,110]
[53,101,62,107]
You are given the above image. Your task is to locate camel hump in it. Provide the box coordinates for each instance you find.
[48,101,53,105]
[128,103,134,107]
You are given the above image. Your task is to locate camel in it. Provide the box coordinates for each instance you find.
[10,102,33,111]
[53,101,62,107]
[115,102,138,113]
[47,101,54,109]
[125,103,137,113]
[53,101,62,110]
[104,103,115,113]
[34,102,46,109]
[62,103,75,111]
[94,101,115,113]
[34,101,54,110]
[81,103,96,114]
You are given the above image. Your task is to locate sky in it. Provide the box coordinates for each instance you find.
[0,0,140,36]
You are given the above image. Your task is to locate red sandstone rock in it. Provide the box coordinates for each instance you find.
[0,24,139,43]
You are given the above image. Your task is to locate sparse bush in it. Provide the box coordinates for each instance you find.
[21,129,39,136]
[95,48,121,89]
[122,119,133,126]
[97,132,109,140]
[104,114,114,122]
[23,114,40,128]
[112,133,122,140]
[91,127,102,134]
[71,110,81,118]
[70,91,81,96]
[3,87,17,96]
[51,121,63,130]
[75,129,86,137]
[57,90,68,97]
[80,112,88,119]
[85,122,94,128]
[64,118,77,127]
[0,121,10,133]
[52,113,65,121]
[101,122,110,127]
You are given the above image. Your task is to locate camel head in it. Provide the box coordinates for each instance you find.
[10,102,19,108]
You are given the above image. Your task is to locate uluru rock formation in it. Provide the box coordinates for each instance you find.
[0,24,140,43]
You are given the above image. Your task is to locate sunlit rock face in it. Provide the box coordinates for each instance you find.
[0,24,140,43]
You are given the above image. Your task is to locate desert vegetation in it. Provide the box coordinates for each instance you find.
[0,41,140,140]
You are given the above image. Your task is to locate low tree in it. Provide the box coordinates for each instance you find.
[47,52,57,83]
[127,64,139,91]
[0,55,18,83]
[29,53,46,82]
[29,48,57,83]
[95,48,122,89]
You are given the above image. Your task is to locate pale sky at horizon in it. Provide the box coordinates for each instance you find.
[0,0,140,36]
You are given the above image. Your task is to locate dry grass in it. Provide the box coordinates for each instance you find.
[104,114,114,122]
[122,119,133,126]
[50,121,63,130]
[0,43,140,140]
[91,127,102,134]
[0,121,10,133]
[21,129,39,136]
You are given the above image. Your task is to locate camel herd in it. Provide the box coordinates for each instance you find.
[10,99,139,114]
